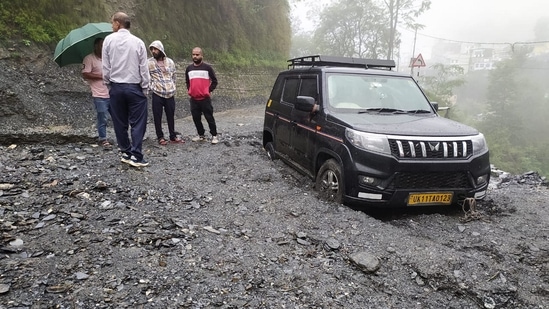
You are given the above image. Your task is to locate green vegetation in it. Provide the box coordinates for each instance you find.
[135,0,290,67]
[0,1,291,67]
[421,63,465,108]
[0,1,107,44]
[478,50,549,177]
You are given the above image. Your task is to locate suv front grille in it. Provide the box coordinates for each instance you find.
[392,172,471,189]
[389,139,473,159]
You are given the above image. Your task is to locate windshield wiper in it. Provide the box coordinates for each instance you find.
[358,108,407,114]
[406,109,432,114]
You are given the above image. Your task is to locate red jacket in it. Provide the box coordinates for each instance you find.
[185,62,218,100]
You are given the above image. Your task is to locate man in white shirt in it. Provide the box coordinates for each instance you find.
[102,12,150,167]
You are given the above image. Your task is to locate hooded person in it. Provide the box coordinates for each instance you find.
[147,40,183,144]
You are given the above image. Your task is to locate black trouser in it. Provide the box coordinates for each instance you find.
[190,97,217,136]
[152,93,177,140]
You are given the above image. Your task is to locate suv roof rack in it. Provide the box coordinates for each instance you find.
[287,55,396,70]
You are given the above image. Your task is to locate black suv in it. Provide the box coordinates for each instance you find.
[262,55,490,208]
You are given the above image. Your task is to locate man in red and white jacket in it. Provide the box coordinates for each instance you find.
[185,47,219,144]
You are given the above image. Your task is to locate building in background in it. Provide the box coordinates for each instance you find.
[428,41,511,74]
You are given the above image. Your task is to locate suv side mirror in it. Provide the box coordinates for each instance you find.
[431,101,451,117]
[295,96,316,112]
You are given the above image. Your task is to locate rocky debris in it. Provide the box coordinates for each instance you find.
[0,108,548,308]
[349,251,380,273]
[491,166,548,188]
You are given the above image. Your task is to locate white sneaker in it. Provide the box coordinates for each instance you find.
[192,135,205,142]
[211,135,219,144]
[120,153,132,164]
[128,156,149,167]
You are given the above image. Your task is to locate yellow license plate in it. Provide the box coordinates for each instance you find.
[407,192,453,206]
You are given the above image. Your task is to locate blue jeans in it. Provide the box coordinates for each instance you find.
[93,97,111,140]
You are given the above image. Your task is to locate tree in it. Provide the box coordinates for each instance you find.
[421,63,465,108]
[534,16,549,40]
[312,0,388,58]
[382,0,431,60]
[290,33,316,58]
[293,0,431,60]
[478,51,526,174]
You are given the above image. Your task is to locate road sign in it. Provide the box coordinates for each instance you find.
[410,53,426,67]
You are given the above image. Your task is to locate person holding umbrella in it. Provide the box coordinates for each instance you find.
[82,38,112,149]
[102,12,150,167]
[53,22,114,149]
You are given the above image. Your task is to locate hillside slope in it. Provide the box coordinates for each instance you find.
[0,1,291,62]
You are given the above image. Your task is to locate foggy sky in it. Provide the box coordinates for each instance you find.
[291,0,549,68]
[293,0,549,43]
[399,0,549,68]
[418,0,549,43]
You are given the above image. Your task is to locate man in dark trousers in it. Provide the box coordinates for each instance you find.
[102,12,150,167]
[148,40,183,145]
[185,47,219,144]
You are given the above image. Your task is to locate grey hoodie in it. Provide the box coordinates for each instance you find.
[147,40,176,98]
[149,40,167,58]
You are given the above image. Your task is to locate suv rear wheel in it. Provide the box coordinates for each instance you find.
[316,159,343,203]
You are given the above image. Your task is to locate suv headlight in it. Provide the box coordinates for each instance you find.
[345,129,391,155]
[471,133,488,156]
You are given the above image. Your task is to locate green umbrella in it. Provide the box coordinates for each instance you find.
[53,22,112,67]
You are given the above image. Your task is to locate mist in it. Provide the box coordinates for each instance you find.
[417,0,549,42]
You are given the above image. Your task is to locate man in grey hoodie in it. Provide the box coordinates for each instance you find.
[148,40,183,145]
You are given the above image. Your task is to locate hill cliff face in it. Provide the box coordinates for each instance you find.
[0,1,291,62]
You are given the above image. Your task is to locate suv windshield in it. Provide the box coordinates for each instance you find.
[326,73,432,113]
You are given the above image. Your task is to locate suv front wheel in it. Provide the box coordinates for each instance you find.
[316,159,343,204]
[265,142,276,160]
